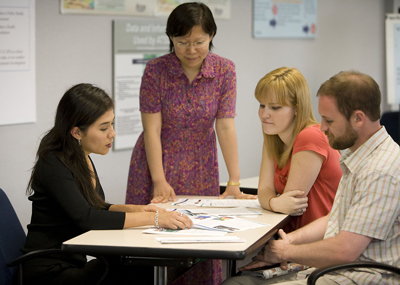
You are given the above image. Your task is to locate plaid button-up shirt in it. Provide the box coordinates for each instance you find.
[324,127,400,285]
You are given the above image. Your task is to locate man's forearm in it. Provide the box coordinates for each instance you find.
[288,214,329,245]
[283,229,372,268]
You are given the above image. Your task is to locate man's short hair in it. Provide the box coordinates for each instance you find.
[317,70,381,121]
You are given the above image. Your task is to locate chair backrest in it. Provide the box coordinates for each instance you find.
[0,188,26,285]
[380,111,399,145]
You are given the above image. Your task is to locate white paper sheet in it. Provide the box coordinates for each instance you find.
[143,215,269,235]
[180,207,262,216]
[171,199,262,208]
[155,236,245,244]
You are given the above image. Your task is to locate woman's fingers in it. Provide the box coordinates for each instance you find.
[159,212,193,229]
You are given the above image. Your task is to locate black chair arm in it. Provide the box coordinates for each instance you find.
[7,249,63,267]
[7,249,109,285]
[307,261,400,285]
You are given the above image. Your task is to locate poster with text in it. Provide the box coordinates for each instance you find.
[386,14,400,105]
[155,0,231,19]
[61,0,155,16]
[61,0,231,19]
[113,19,168,150]
[0,0,36,126]
[253,0,317,39]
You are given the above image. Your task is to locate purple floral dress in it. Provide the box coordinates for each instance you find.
[126,52,237,205]
[125,52,236,285]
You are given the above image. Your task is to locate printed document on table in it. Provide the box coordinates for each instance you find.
[143,215,269,235]
[172,199,262,208]
[191,215,268,232]
[179,207,262,216]
[143,227,227,236]
[155,236,246,244]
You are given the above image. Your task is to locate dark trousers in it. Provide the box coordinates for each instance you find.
[22,256,154,285]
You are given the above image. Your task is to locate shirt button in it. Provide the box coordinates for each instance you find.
[188,99,191,103]
[185,126,189,129]
[186,114,190,117]
[184,138,188,141]
[191,84,194,88]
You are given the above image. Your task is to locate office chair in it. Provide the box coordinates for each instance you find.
[0,188,108,285]
[380,111,399,145]
[306,261,400,285]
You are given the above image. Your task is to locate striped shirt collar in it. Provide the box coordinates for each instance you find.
[340,126,389,173]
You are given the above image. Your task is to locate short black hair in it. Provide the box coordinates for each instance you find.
[166,2,217,52]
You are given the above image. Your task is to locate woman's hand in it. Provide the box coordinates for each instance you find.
[271,190,308,216]
[151,181,177,203]
[158,211,193,230]
[219,185,258,199]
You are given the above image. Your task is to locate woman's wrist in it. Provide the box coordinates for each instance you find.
[268,196,277,212]
[152,178,168,188]
[226,181,241,186]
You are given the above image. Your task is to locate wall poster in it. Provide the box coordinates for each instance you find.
[386,14,400,105]
[253,0,317,39]
[113,19,168,150]
[62,0,231,19]
[0,0,35,126]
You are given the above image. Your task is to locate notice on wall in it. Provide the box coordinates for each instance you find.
[61,0,155,16]
[386,14,400,105]
[0,0,35,126]
[113,19,168,150]
[155,0,231,19]
[253,0,317,39]
[61,0,231,19]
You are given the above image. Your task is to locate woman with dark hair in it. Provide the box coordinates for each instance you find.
[22,83,192,284]
[125,2,254,283]
[126,2,255,206]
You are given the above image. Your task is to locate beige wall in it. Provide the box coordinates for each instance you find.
[0,0,389,231]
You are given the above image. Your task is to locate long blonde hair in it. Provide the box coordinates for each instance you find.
[255,67,317,168]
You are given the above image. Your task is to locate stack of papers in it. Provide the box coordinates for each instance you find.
[144,228,227,236]
[143,214,269,235]
[145,198,266,244]
[172,198,262,208]
[180,207,262,216]
[155,236,245,244]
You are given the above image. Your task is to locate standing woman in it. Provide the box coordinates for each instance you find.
[126,2,254,206]
[255,67,342,232]
[126,2,254,284]
[22,84,192,284]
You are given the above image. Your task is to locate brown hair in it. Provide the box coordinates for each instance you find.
[317,70,381,121]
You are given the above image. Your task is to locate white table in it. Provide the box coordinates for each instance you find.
[62,195,288,284]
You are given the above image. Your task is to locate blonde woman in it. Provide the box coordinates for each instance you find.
[256,67,341,232]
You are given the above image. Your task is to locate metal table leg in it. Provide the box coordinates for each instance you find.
[154,266,167,285]
[226,259,237,277]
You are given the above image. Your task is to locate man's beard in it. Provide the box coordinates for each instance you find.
[326,122,358,150]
